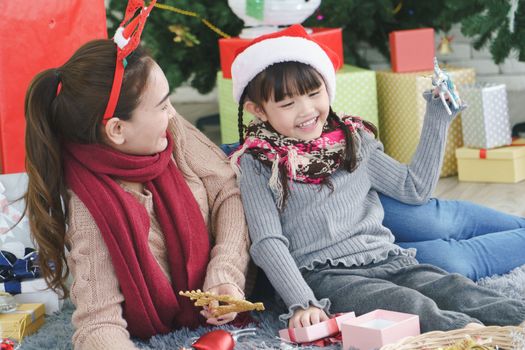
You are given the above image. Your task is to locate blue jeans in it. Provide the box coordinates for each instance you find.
[380,194,525,280]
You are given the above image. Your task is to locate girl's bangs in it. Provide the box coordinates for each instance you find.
[258,62,325,102]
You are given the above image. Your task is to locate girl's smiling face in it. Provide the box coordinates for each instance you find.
[250,83,330,140]
[243,62,330,141]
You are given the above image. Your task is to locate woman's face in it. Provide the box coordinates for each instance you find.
[114,62,176,156]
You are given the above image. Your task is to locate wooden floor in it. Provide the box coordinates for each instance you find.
[178,101,525,218]
[434,177,525,217]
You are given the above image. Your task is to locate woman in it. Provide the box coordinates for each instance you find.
[24,38,250,349]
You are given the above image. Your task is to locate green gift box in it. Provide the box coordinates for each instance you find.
[218,65,379,144]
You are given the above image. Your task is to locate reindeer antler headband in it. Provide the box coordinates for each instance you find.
[102,0,157,124]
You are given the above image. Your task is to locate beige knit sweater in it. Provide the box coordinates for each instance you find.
[65,115,250,350]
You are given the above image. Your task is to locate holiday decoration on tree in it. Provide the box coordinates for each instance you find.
[227,0,321,38]
[168,25,200,47]
[438,35,454,55]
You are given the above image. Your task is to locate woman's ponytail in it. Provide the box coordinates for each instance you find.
[24,68,70,298]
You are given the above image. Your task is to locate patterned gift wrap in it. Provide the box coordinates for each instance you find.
[218,65,378,144]
[376,67,475,177]
[459,83,512,149]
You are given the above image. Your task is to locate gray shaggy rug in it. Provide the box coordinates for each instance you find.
[18,265,525,350]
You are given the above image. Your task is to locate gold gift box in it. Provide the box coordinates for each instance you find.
[0,303,45,340]
[456,139,525,183]
[376,67,475,177]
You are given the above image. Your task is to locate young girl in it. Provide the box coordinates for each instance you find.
[231,24,525,332]
[24,3,249,348]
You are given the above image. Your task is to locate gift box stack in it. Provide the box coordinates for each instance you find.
[455,84,524,183]
[217,28,379,144]
[0,246,63,316]
[1,175,63,315]
[377,28,475,177]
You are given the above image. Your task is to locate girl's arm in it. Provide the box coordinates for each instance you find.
[239,155,331,323]
[66,192,139,350]
[366,92,462,204]
[172,117,250,296]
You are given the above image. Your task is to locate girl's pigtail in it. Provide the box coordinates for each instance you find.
[238,90,247,144]
[363,120,378,138]
[331,109,379,173]
[24,68,70,298]
[330,108,357,172]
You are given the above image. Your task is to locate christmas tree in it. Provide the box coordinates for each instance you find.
[435,0,525,63]
[107,0,243,94]
[106,0,525,94]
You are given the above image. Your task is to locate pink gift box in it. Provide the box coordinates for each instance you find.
[279,312,356,343]
[341,309,420,350]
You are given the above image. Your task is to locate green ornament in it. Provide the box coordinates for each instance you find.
[246,0,265,21]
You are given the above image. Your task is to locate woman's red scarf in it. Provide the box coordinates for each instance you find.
[63,133,210,338]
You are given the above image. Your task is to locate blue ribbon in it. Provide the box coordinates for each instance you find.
[0,248,40,294]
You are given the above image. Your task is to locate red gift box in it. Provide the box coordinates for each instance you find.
[219,27,343,79]
[389,28,435,73]
[0,1,107,173]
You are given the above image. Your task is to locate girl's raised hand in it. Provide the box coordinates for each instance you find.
[289,306,329,329]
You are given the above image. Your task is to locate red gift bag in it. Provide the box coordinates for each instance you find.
[0,1,107,173]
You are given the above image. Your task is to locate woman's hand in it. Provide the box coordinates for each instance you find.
[201,283,244,326]
[288,306,329,329]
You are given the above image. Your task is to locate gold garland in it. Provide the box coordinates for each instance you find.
[154,3,231,39]
[179,289,265,317]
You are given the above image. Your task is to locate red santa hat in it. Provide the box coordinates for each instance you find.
[231,24,341,104]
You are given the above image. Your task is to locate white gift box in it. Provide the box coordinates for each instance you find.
[0,278,63,315]
[0,277,47,294]
[460,83,512,149]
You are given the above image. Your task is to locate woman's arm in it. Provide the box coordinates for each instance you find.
[66,192,138,350]
[172,117,250,295]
